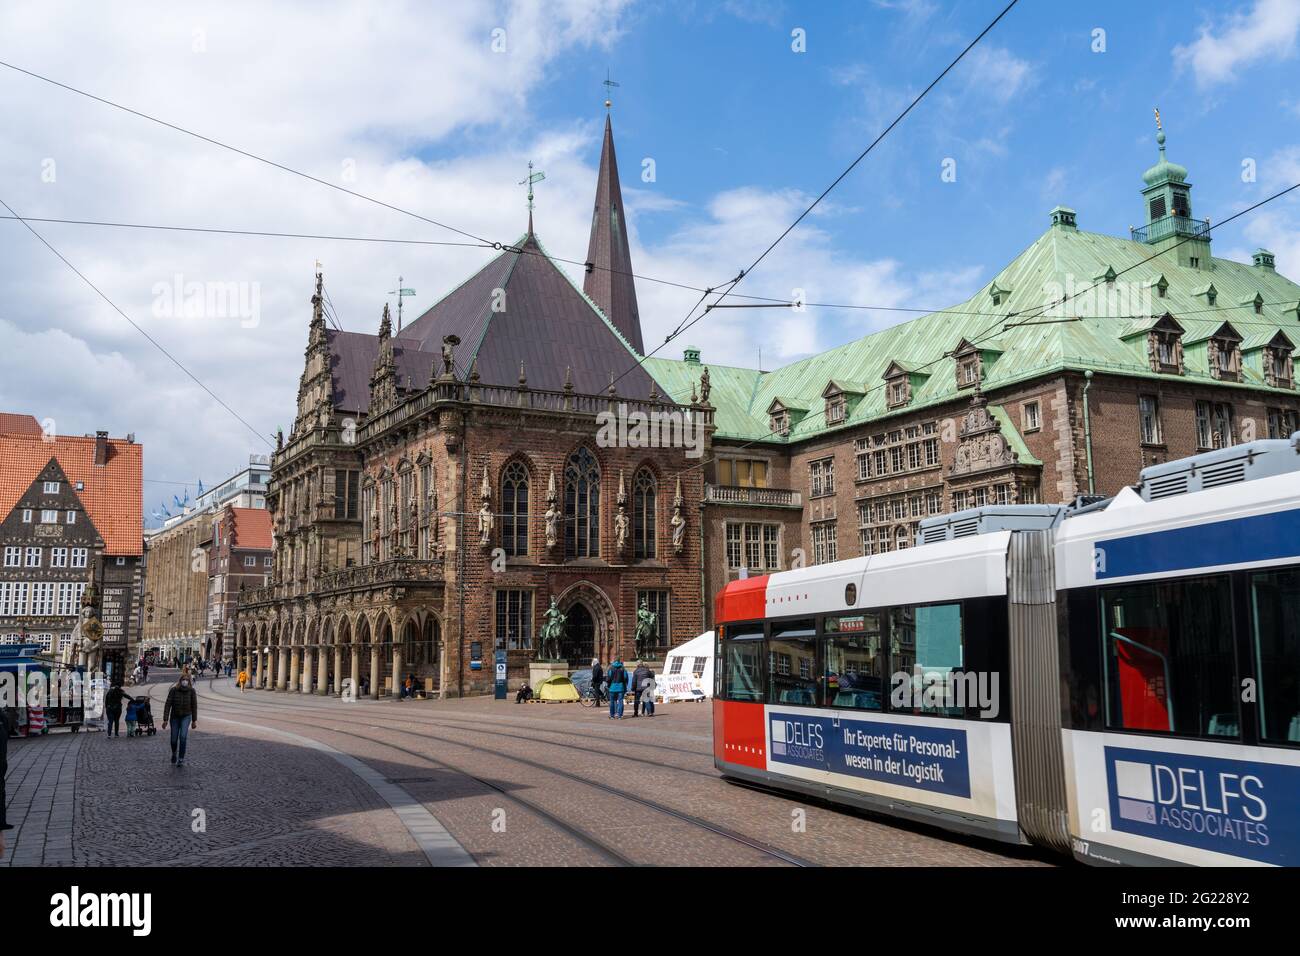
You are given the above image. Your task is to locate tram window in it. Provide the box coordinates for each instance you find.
[768,618,817,707]
[1251,569,1300,744]
[889,603,965,716]
[1100,576,1236,738]
[824,611,884,710]
[722,624,764,702]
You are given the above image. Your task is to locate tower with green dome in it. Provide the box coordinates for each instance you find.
[1133,108,1212,269]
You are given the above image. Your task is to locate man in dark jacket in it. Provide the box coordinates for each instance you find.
[630,661,653,717]
[162,674,199,767]
[104,683,128,737]
[590,658,605,705]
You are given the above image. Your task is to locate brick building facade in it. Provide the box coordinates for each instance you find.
[235,115,1300,699]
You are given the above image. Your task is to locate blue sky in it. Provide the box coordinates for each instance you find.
[1,0,1297,507]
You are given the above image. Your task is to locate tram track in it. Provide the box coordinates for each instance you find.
[195,679,816,867]
[205,684,719,781]
[139,679,632,865]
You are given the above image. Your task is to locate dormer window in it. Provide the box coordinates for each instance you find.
[887,379,908,408]
[766,398,806,437]
[770,410,788,435]
[988,282,1010,309]
[959,358,980,388]
[1146,315,1185,375]
[826,397,846,424]
[1263,337,1296,390]
[1253,294,1264,316]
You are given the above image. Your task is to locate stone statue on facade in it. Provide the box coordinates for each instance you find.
[700,365,711,403]
[478,466,494,547]
[634,597,658,659]
[408,491,419,551]
[370,501,381,561]
[671,477,686,554]
[388,496,400,554]
[614,471,629,556]
[427,482,441,557]
[544,470,559,551]
[538,598,566,661]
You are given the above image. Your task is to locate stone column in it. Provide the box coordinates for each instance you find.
[301,647,313,693]
[392,644,403,701]
[288,647,300,692]
[317,645,328,696]
[349,646,360,699]
[332,645,343,696]
[370,644,382,699]
[276,648,288,690]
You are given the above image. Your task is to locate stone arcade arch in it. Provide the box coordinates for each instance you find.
[553,581,621,666]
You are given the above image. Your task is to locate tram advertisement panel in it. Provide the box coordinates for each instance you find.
[1105,746,1299,866]
[768,710,971,798]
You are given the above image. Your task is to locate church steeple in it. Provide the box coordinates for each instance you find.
[583,110,645,354]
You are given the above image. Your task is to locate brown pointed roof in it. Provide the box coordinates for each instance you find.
[402,232,663,397]
[583,114,644,354]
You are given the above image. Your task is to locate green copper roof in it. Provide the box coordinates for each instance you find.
[647,221,1300,444]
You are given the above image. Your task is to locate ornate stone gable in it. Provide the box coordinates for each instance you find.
[949,390,1019,476]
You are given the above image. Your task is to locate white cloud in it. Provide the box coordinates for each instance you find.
[1173,0,1300,88]
[0,0,631,510]
[960,45,1034,104]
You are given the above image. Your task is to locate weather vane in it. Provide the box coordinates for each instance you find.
[603,68,619,109]
[388,276,416,331]
[1153,106,1162,131]
[519,161,546,213]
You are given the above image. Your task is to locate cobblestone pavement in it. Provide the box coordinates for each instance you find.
[191,677,1054,868]
[5,671,1055,866]
[3,672,436,867]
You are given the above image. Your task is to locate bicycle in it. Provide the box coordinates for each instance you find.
[578,685,606,709]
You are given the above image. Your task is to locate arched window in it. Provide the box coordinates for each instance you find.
[564,447,601,558]
[632,468,657,560]
[501,461,529,557]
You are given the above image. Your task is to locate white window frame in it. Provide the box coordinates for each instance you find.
[71,548,88,569]
[3,547,19,568]
[51,547,68,568]
[25,547,41,568]
[43,481,60,494]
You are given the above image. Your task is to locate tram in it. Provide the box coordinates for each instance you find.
[713,432,1300,865]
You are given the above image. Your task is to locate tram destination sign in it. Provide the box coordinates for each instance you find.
[768,710,971,798]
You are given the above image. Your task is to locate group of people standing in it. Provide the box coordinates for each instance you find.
[593,658,657,719]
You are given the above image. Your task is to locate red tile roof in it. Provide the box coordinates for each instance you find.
[230,507,272,550]
[0,427,144,556]
[0,413,43,437]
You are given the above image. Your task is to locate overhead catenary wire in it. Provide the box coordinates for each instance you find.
[0,197,273,449]
[608,0,1022,390]
[661,180,1300,485]
[0,60,720,296]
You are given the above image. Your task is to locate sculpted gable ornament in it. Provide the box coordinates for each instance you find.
[614,470,629,555]
[949,388,1019,477]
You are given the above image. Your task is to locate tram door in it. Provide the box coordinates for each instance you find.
[564,603,595,666]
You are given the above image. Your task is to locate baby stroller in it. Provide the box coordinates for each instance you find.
[131,697,157,736]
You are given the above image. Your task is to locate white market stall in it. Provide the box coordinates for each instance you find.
[655,631,713,702]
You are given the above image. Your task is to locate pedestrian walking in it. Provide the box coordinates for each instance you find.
[606,659,628,719]
[630,660,652,717]
[237,669,248,692]
[225,661,233,678]
[641,669,657,717]
[403,673,415,700]
[590,658,605,705]
[141,663,149,683]
[162,673,199,767]
[104,682,128,737]
[0,706,13,857]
